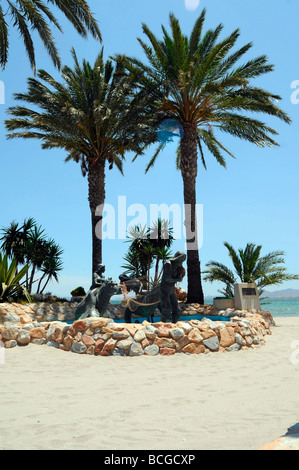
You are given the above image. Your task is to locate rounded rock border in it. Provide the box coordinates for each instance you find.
[0,313,273,357]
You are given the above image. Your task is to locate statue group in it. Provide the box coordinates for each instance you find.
[75,251,186,323]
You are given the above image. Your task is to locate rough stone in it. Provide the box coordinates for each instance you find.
[182,343,205,354]
[188,329,204,343]
[2,324,19,341]
[30,327,47,339]
[155,337,176,349]
[219,327,235,348]
[51,326,64,344]
[4,339,17,348]
[103,338,117,352]
[117,337,134,351]
[157,326,170,337]
[160,347,176,356]
[235,333,246,346]
[226,343,241,352]
[71,342,87,354]
[95,338,105,354]
[203,336,219,351]
[73,320,87,331]
[169,328,184,340]
[130,341,144,356]
[176,335,190,351]
[46,339,59,348]
[17,329,31,345]
[144,344,159,356]
[111,347,126,356]
[112,329,130,340]
[82,334,95,347]
[134,329,146,342]
[144,325,157,339]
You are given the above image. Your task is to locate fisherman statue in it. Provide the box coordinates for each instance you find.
[159,250,186,323]
[123,250,186,324]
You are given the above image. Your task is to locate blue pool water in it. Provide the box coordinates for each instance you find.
[113,314,231,323]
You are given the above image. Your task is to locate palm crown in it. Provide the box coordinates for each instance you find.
[0,0,101,72]
[124,9,291,170]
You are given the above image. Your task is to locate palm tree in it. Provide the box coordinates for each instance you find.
[0,0,101,72]
[149,218,174,283]
[119,9,291,304]
[122,220,174,288]
[203,242,299,297]
[5,49,158,279]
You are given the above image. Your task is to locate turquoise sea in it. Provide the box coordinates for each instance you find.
[112,297,299,318]
[259,298,299,317]
[207,297,299,317]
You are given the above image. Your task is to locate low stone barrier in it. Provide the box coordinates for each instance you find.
[0,310,273,356]
[0,300,276,324]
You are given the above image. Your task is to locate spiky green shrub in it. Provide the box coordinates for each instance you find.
[0,252,31,302]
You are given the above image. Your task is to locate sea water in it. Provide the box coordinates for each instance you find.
[260,298,299,317]
[111,297,299,318]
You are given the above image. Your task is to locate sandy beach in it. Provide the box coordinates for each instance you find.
[1,316,299,451]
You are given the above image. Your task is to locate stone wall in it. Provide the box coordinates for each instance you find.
[0,301,274,356]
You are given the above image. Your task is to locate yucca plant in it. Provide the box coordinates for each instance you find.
[119,9,292,303]
[0,252,31,302]
[203,242,299,297]
[0,0,101,72]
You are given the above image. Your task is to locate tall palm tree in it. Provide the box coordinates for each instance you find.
[5,49,159,279]
[203,242,299,297]
[0,0,101,72]
[119,9,291,304]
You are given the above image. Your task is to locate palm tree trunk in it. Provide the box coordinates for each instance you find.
[40,275,51,294]
[36,273,46,294]
[154,258,160,284]
[88,158,106,280]
[180,123,204,304]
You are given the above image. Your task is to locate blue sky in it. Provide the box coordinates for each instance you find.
[0,0,299,298]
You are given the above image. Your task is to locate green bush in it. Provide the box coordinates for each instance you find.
[70,286,86,297]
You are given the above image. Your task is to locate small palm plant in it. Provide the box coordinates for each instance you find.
[203,242,299,297]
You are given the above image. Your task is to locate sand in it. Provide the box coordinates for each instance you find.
[1,316,299,451]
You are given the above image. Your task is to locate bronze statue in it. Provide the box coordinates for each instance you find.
[123,251,186,324]
[75,264,121,320]
[159,251,186,323]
